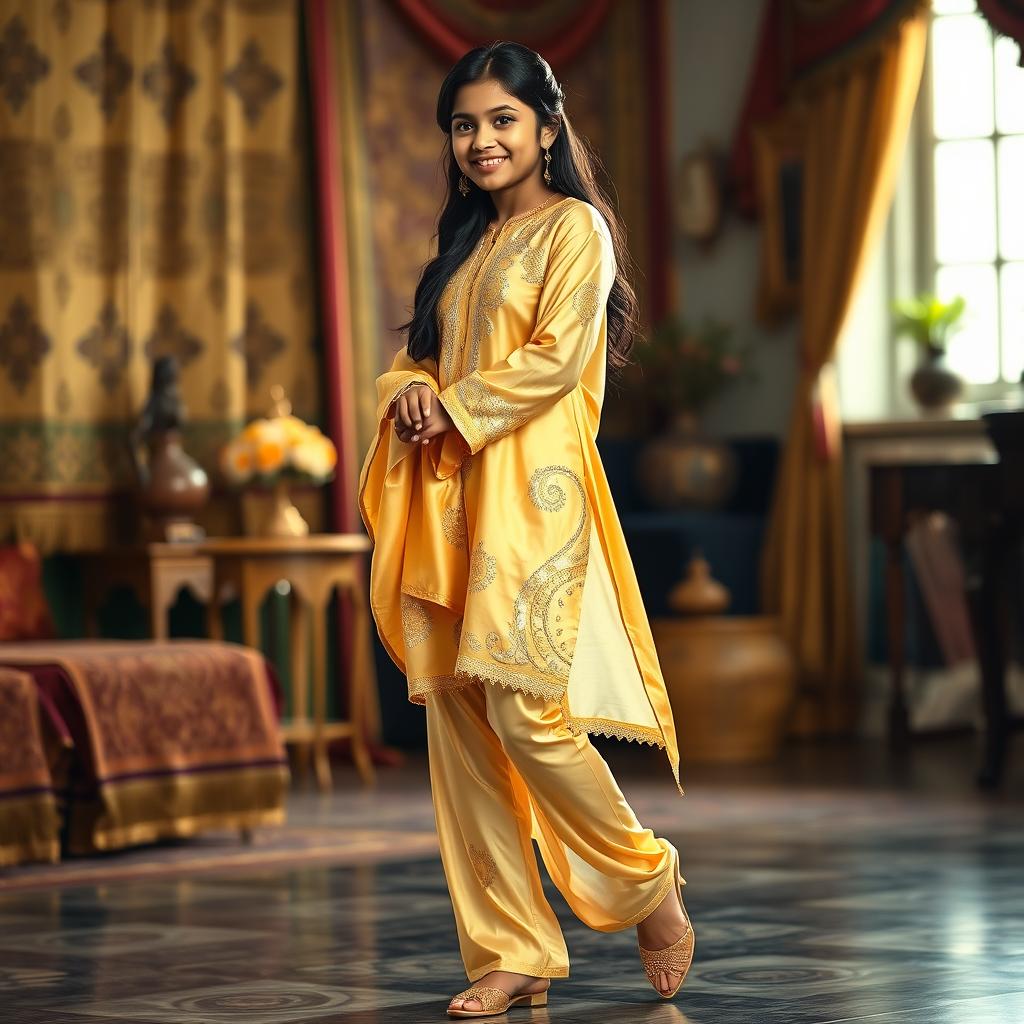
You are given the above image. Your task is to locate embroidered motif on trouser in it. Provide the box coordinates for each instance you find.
[425,678,680,984]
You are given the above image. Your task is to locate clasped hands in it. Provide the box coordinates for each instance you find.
[392,383,454,446]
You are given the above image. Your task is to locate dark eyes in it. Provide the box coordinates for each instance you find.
[454,115,515,132]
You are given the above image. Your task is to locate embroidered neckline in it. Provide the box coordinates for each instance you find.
[486,194,573,234]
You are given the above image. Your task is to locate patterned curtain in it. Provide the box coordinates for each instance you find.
[0,0,318,552]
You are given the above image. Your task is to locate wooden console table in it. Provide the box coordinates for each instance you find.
[81,542,212,641]
[203,536,377,792]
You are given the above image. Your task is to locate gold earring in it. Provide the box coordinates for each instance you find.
[543,148,552,185]
[458,173,470,197]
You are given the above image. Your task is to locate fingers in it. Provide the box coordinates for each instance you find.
[411,387,431,423]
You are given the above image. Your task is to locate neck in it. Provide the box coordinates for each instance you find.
[488,182,560,227]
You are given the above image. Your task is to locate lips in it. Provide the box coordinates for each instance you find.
[472,155,508,168]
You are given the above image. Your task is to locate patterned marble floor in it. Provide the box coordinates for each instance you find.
[2,734,1023,1023]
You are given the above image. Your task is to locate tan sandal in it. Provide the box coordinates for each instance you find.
[446,980,550,1018]
[637,845,695,999]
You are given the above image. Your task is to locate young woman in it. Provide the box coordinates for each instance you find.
[357,41,694,1018]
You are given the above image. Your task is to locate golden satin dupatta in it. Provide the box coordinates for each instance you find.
[358,197,683,796]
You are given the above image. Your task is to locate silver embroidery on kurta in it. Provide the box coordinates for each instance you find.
[468,539,496,592]
[485,465,590,678]
[401,593,433,648]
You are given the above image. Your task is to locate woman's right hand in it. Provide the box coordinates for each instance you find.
[393,384,452,445]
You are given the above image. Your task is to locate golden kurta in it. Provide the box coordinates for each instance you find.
[357,196,683,796]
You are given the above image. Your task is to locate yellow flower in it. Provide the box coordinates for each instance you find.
[220,438,254,484]
[256,438,285,473]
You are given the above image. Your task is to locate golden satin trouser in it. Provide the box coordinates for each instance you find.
[425,678,683,983]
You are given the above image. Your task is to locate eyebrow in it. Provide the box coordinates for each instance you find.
[450,104,518,121]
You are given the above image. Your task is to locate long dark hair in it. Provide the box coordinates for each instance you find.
[398,41,640,379]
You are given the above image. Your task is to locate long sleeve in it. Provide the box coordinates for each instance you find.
[431,215,615,480]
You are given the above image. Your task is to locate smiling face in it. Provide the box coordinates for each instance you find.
[450,78,556,195]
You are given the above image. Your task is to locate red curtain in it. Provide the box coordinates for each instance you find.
[977,0,1024,63]
[391,0,613,67]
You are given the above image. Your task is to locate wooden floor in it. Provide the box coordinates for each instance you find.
[3,732,1023,1023]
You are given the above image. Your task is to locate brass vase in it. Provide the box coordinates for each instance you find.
[262,478,309,538]
[635,410,738,510]
[136,429,210,542]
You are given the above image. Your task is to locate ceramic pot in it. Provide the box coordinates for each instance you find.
[909,345,963,411]
[136,429,209,540]
[635,410,738,510]
[652,615,796,763]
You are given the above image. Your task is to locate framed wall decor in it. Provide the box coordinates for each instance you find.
[752,108,806,326]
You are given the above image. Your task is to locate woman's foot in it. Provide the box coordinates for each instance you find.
[448,970,549,1013]
[636,880,692,996]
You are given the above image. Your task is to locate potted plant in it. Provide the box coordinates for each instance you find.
[633,315,753,510]
[219,386,336,537]
[891,292,966,411]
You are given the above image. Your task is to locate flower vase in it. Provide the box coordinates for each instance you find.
[635,410,738,510]
[262,478,309,538]
[909,344,963,412]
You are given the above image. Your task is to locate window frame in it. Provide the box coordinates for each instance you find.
[904,1,1022,401]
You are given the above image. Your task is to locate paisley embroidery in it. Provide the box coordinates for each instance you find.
[441,505,468,549]
[485,465,589,678]
[468,539,496,592]
[572,280,601,327]
[468,841,497,888]
[464,630,483,652]
[452,615,464,648]
[400,593,433,649]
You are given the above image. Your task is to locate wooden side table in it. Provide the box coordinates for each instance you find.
[202,536,377,791]
[82,543,213,641]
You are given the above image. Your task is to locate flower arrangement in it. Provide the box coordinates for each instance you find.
[635,314,752,418]
[891,292,966,355]
[220,414,337,486]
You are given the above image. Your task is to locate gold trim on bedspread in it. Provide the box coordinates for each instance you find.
[0,668,61,866]
[0,641,289,855]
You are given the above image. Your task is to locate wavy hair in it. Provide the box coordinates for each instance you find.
[397,41,640,380]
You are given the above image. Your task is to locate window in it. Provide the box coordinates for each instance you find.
[920,0,1024,392]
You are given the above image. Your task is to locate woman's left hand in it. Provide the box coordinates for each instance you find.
[394,399,454,446]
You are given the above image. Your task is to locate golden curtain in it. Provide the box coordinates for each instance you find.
[759,8,928,734]
[0,0,317,552]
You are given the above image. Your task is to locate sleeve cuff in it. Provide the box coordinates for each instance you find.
[436,377,487,455]
[387,376,437,420]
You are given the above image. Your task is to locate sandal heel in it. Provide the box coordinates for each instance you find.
[529,992,548,1007]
